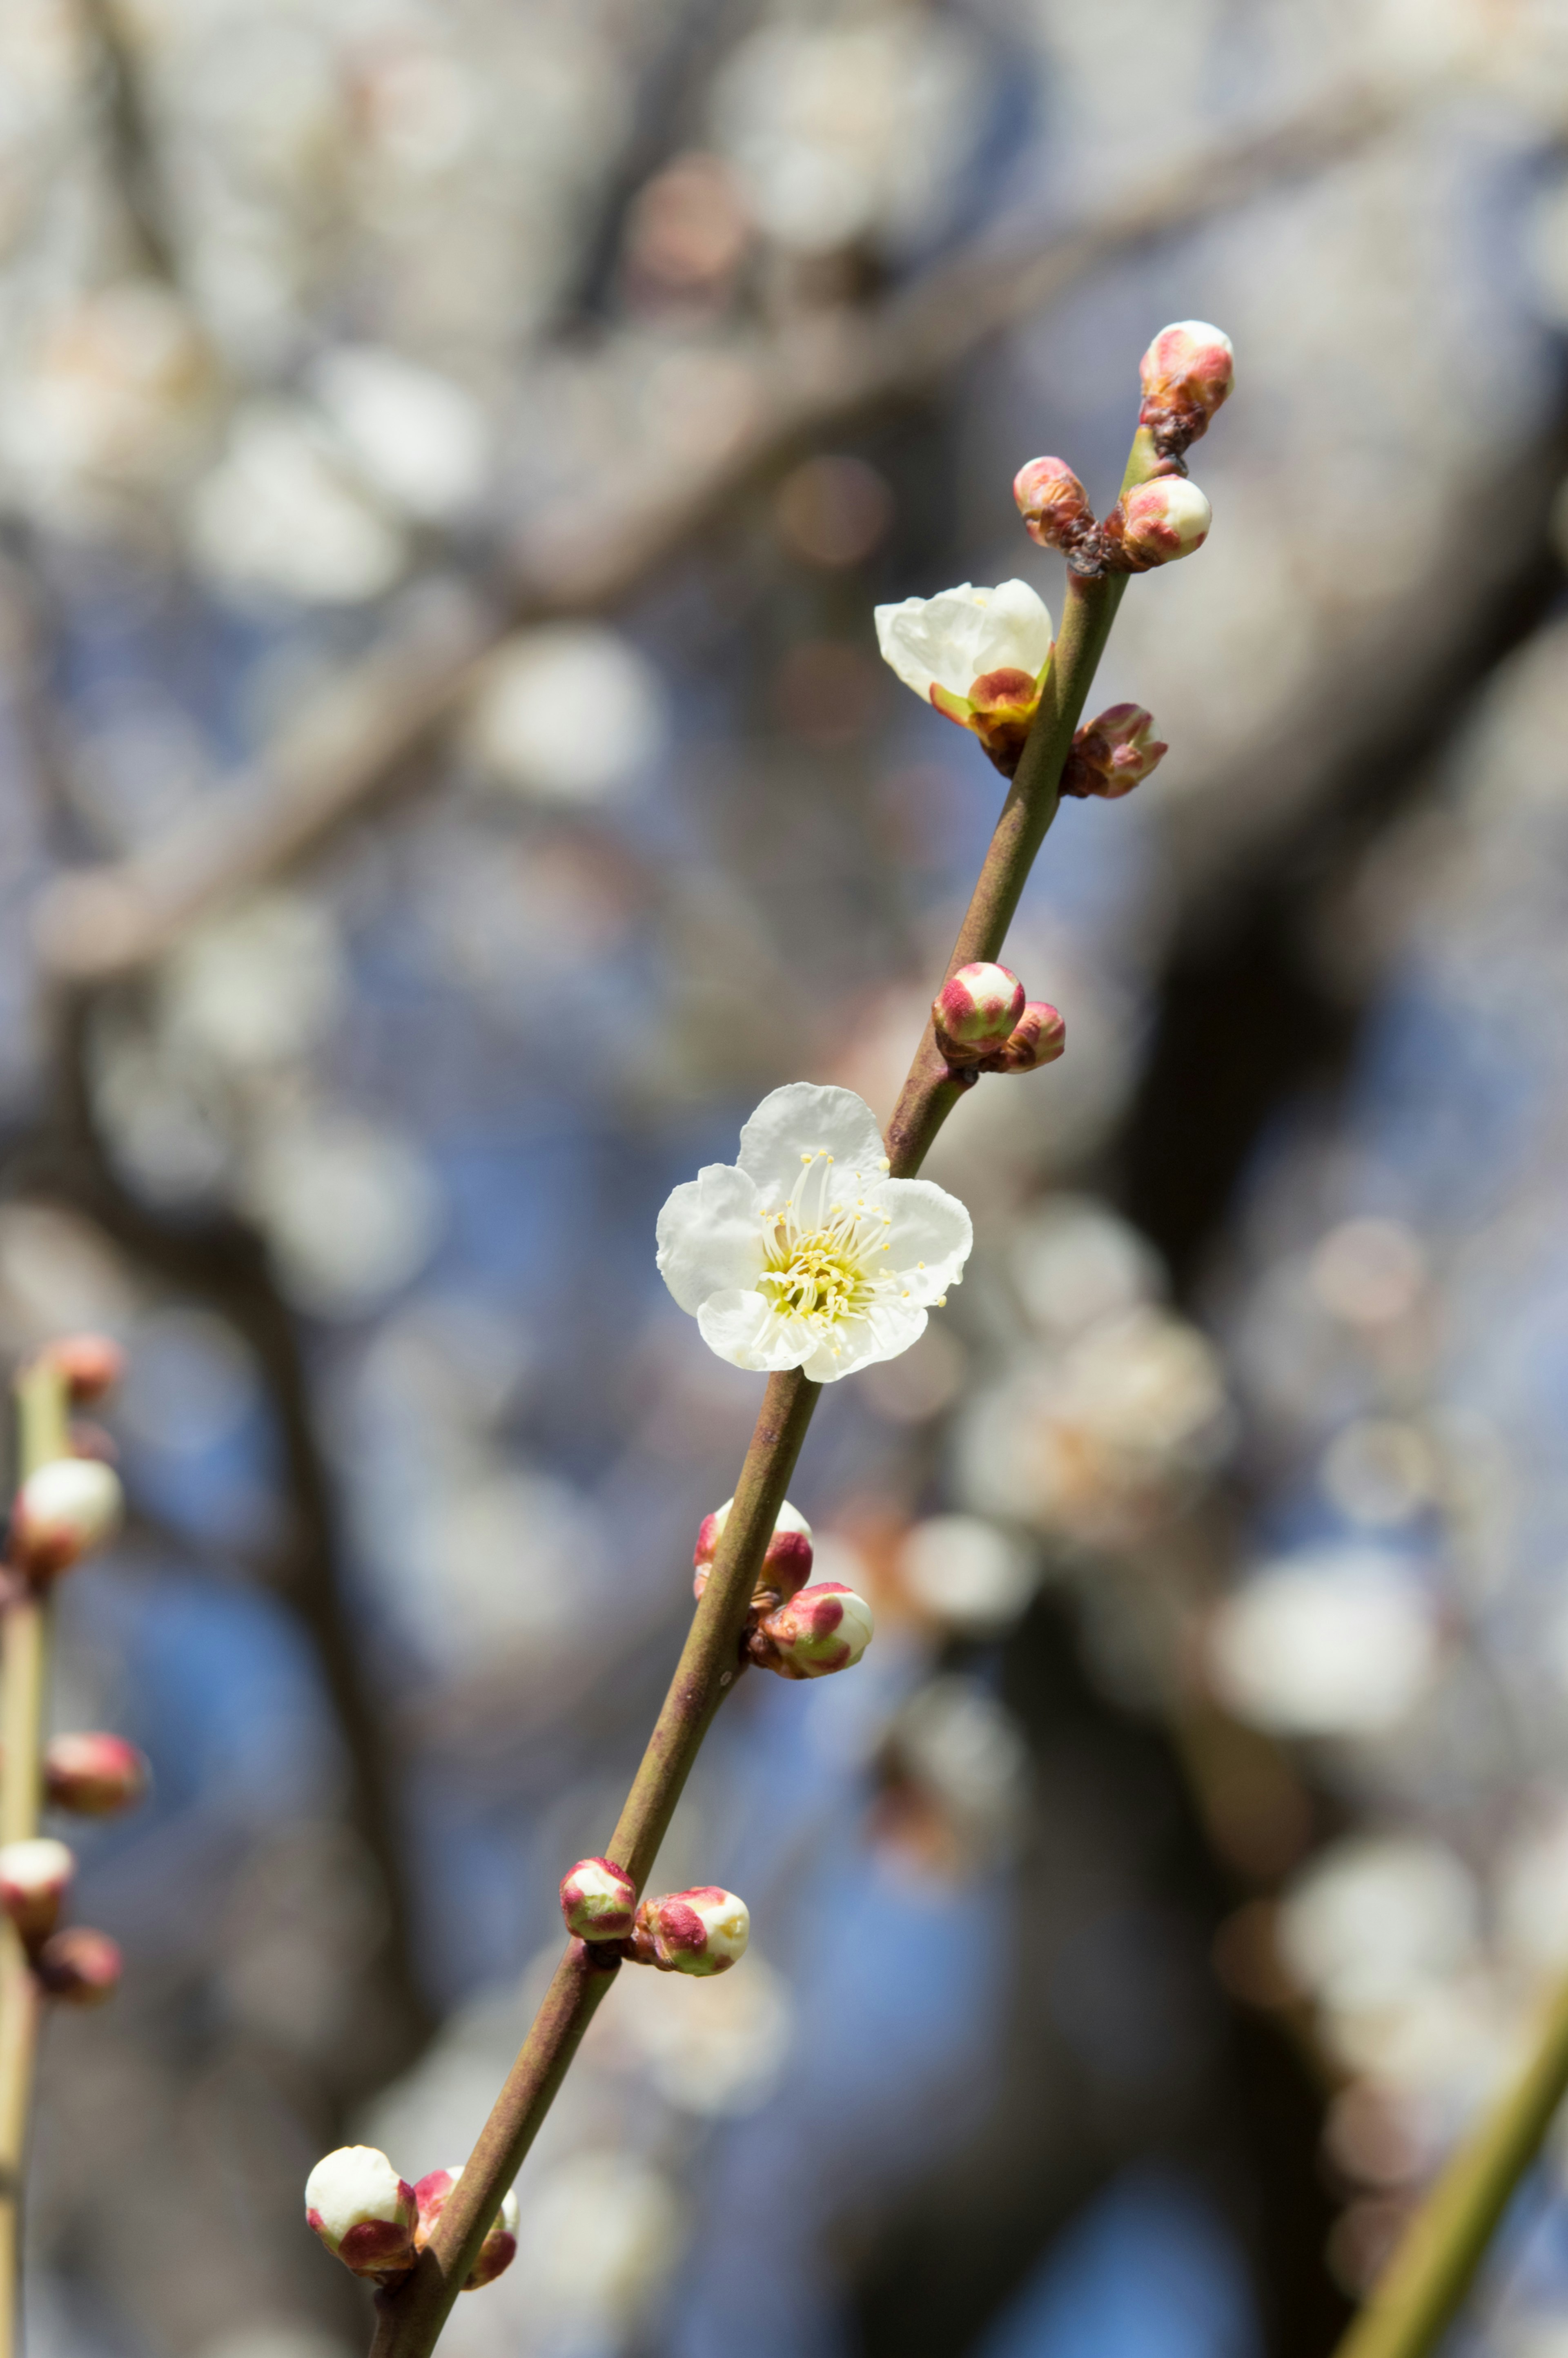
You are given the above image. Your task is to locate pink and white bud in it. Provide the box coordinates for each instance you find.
[933,963,1027,1066]
[985,1002,1066,1074]
[305,2146,418,2280]
[0,1838,74,1942]
[413,2166,519,2290]
[634,1886,750,1976]
[559,1856,637,1943]
[693,1495,813,1603]
[755,1580,876,1678]
[10,1458,124,1579]
[1061,704,1168,801]
[1112,477,1212,571]
[1139,320,1234,446]
[41,1335,126,1403]
[1013,456,1097,555]
[36,1925,120,2006]
[45,1732,149,1817]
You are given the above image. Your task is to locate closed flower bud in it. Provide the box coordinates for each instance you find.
[36,1925,120,2006]
[633,1886,750,1976]
[305,2146,418,2280]
[11,1458,124,1579]
[559,1856,637,1943]
[985,1002,1066,1074]
[693,1496,813,1603]
[414,2166,519,2290]
[1061,704,1168,801]
[45,1732,149,1817]
[1139,320,1234,450]
[0,1838,74,1942]
[933,963,1027,1065]
[41,1335,126,1403]
[1013,456,1097,555]
[754,1580,875,1678]
[1109,477,1212,571]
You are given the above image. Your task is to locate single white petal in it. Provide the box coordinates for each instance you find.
[736,1083,887,1204]
[982,579,1054,678]
[802,1295,928,1382]
[880,1178,973,1300]
[874,582,1052,704]
[697,1288,809,1372]
[656,1164,764,1313]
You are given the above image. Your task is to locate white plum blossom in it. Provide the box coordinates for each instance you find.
[656,1084,971,1382]
[873,581,1053,774]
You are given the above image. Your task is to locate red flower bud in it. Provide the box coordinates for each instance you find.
[983,1002,1065,1074]
[414,2166,519,2290]
[1060,704,1168,801]
[1013,456,1097,556]
[693,1495,813,1604]
[45,1732,149,1817]
[559,1856,637,1943]
[305,2147,418,2280]
[10,1458,123,1580]
[631,1886,750,1976]
[1138,320,1234,453]
[0,1838,73,1942]
[36,1926,120,2006]
[40,1335,126,1403]
[752,1580,875,1678]
[1106,478,1211,571]
[933,963,1026,1066]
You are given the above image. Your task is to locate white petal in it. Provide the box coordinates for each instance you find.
[881,1178,973,1301]
[305,2147,405,2240]
[736,1083,886,1205]
[697,1289,808,1372]
[982,579,1054,677]
[802,1296,929,1382]
[656,1163,764,1313]
[873,582,1051,703]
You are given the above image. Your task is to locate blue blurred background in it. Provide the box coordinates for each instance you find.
[4,4,1568,2355]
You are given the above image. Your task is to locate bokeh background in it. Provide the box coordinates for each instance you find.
[3,2,1568,2354]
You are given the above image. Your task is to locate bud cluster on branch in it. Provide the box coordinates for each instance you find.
[0,1340,143,2024]
[306,2150,519,2291]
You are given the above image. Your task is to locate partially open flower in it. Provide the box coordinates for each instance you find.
[984,1002,1066,1074]
[753,1580,875,1678]
[1107,478,1212,571]
[874,582,1052,776]
[0,1838,74,1942]
[40,1336,126,1403]
[10,1458,124,1579]
[559,1856,638,1943]
[1138,320,1234,453]
[36,1926,121,2006]
[657,1083,971,1383]
[45,1732,149,1816]
[1013,457,1097,559]
[305,2146,418,2280]
[633,1887,750,1976]
[933,963,1027,1066]
[693,1496,813,1603]
[413,2166,519,2290]
[1061,704,1168,800]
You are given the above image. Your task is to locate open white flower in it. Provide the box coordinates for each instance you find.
[657,1083,971,1382]
[874,580,1052,775]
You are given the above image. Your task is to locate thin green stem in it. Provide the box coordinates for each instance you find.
[0,1358,71,2358]
[1332,1977,1568,2358]
[368,487,1135,2358]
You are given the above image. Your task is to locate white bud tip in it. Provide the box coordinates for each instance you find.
[305,2146,417,2276]
[648,1886,750,1975]
[13,1458,124,1573]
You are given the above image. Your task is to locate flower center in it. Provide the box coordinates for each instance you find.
[758,1224,875,1324]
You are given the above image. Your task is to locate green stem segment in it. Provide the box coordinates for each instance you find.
[0,1359,72,2358]
[368,566,1128,2358]
[1332,1977,1568,2358]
